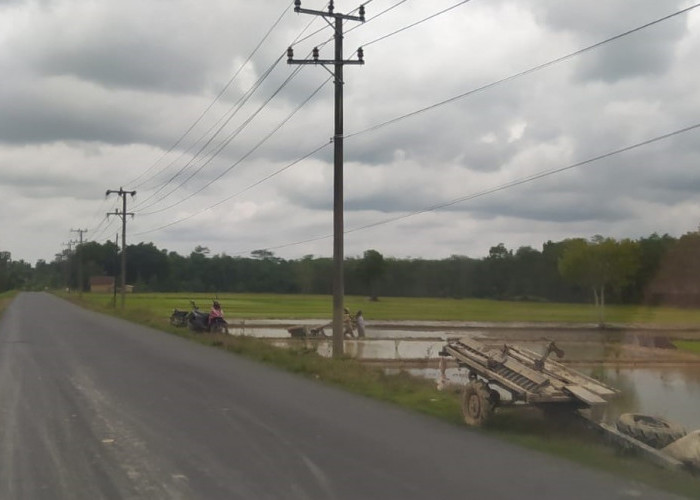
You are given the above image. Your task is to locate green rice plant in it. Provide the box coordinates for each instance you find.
[71,291,700,325]
[674,340,700,355]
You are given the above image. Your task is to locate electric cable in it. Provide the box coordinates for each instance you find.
[237,122,700,255]
[134,141,331,236]
[138,62,306,215]
[348,2,700,138]
[137,0,472,216]
[131,2,697,243]
[125,1,295,190]
[134,54,286,211]
[134,75,332,230]
[133,7,332,210]
[137,1,696,227]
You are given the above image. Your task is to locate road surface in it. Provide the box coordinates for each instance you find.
[0,293,684,499]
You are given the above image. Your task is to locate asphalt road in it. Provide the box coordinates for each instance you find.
[0,293,684,499]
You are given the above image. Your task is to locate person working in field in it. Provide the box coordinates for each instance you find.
[343,307,355,338]
[355,310,366,338]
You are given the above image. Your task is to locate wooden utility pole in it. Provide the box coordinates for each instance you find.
[106,188,136,309]
[70,228,87,297]
[287,0,365,357]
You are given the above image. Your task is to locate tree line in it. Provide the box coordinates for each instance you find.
[2,231,698,308]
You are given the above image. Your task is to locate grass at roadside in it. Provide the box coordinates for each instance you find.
[0,290,18,317]
[675,340,700,355]
[71,291,700,325]
[59,292,700,497]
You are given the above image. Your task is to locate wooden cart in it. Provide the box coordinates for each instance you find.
[439,337,620,426]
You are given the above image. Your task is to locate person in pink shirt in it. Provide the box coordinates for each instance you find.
[209,300,223,326]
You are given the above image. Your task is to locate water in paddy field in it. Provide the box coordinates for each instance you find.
[229,321,700,430]
[393,365,700,430]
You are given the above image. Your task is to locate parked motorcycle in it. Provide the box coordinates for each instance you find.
[170,307,189,327]
[170,300,228,334]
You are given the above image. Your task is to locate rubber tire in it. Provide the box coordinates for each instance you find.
[462,380,494,427]
[616,413,687,449]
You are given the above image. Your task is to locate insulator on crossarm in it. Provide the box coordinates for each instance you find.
[287,46,294,61]
[313,47,319,60]
[294,0,301,11]
[359,5,365,21]
[357,47,364,62]
[328,1,334,14]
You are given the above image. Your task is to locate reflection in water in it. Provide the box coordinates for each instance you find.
[258,325,700,431]
[398,365,700,431]
[592,367,700,430]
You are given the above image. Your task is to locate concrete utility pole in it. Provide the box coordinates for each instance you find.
[106,187,136,309]
[70,228,87,297]
[288,0,365,357]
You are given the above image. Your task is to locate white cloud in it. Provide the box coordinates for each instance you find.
[0,0,698,265]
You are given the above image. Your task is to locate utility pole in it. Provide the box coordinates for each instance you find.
[288,0,365,357]
[70,228,88,297]
[62,240,76,292]
[106,187,136,309]
[113,233,119,307]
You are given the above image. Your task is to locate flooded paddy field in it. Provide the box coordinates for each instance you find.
[228,319,700,430]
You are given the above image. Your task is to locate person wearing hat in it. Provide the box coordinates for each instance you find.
[209,300,223,326]
[343,307,355,338]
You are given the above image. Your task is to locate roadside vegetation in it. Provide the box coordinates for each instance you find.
[59,291,700,497]
[0,290,17,317]
[69,291,700,325]
[674,340,700,355]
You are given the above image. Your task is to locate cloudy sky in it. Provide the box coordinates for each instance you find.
[1,0,699,265]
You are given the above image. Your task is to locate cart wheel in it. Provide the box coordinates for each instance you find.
[462,380,494,426]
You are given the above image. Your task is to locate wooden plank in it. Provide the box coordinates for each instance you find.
[509,345,619,398]
[563,385,607,405]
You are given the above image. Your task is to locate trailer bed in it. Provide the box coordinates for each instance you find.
[441,337,619,409]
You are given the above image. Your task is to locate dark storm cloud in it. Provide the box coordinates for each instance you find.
[0,90,141,145]
[531,0,689,83]
[1,0,698,265]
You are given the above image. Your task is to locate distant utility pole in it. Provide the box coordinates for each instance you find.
[113,233,119,307]
[70,228,88,297]
[106,187,136,309]
[287,0,365,357]
[62,240,77,292]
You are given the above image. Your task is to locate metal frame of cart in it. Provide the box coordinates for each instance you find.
[439,337,620,426]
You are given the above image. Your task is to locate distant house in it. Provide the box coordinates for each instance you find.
[90,276,115,293]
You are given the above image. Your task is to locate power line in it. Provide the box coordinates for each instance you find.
[133,54,287,211]
[133,142,330,237]
[133,0,474,221]
[131,0,469,216]
[345,123,700,233]
[234,122,700,255]
[129,2,696,245]
[347,2,700,138]
[135,1,696,228]
[125,1,295,190]
[351,0,469,45]
[134,78,333,232]
[138,63,310,215]
[132,19,337,211]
